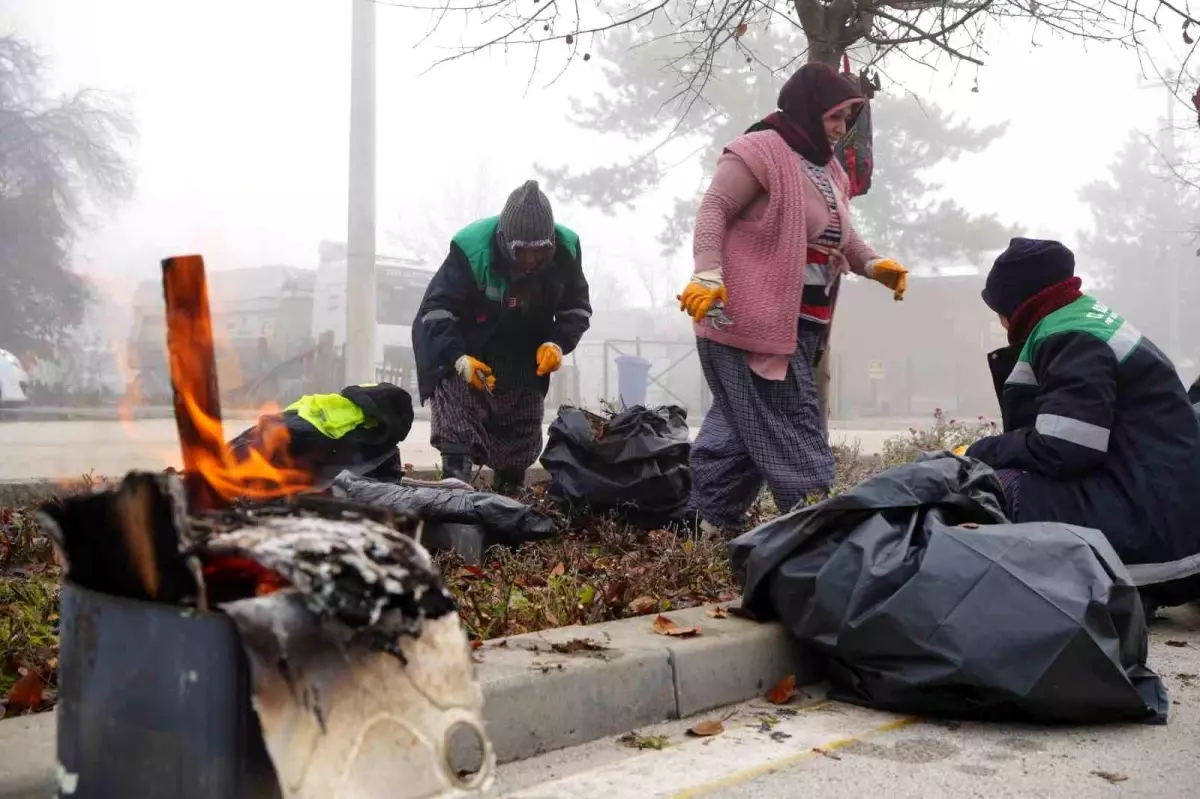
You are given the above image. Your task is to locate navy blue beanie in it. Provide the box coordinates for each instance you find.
[981,238,1076,317]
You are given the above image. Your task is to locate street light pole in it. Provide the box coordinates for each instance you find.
[345,0,377,385]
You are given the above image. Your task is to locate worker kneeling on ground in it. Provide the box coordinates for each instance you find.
[229,382,414,487]
[413,180,592,492]
[960,238,1200,610]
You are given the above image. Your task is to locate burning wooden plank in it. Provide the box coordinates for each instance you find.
[162,254,225,512]
[162,254,315,509]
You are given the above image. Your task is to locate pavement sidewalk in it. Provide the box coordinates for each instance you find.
[0,603,816,798]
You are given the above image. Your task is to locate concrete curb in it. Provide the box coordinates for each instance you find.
[0,604,817,797]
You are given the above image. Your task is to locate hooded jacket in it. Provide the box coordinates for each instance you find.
[412,216,591,403]
[228,383,414,487]
[967,295,1200,605]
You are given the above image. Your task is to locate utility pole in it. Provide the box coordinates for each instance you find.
[345,0,377,385]
[1138,71,1182,362]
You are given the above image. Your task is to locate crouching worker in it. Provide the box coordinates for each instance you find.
[228,382,414,489]
[962,238,1200,608]
[413,180,591,492]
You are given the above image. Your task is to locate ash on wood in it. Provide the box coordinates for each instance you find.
[162,254,224,513]
[203,503,454,653]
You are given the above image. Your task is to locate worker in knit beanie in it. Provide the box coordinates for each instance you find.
[413,179,592,493]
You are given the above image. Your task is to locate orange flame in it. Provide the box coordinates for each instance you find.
[180,393,314,501]
[164,255,315,504]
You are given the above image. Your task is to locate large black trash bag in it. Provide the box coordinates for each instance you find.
[730,454,1169,725]
[333,472,557,547]
[540,405,691,527]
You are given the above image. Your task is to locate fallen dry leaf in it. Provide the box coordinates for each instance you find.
[628,595,659,615]
[707,606,729,619]
[813,747,842,760]
[550,562,566,577]
[726,605,758,622]
[652,614,701,638]
[1165,640,1190,648]
[551,638,607,655]
[617,732,670,750]
[688,719,725,737]
[1091,771,1128,784]
[766,674,797,705]
[5,670,44,714]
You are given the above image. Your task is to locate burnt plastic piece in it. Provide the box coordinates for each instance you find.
[57,583,280,799]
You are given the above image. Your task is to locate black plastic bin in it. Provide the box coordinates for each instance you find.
[57,583,280,799]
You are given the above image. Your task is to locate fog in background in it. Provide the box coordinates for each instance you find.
[2,0,1197,439]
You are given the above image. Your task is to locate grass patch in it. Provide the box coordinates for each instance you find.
[1,508,60,713]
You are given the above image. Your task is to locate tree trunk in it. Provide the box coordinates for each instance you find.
[797,5,853,435]
[807,40,843,67]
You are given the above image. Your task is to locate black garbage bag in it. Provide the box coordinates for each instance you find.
[333,472,557,547]
[730,454,1169,725]
[540,405,691,527]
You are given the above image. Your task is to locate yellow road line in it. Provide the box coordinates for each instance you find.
[666,716,921,799]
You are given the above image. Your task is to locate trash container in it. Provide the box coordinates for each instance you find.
[614,355,652,408]
[57,583,280,799]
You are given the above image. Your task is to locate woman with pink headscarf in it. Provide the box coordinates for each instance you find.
[678,62,909,532]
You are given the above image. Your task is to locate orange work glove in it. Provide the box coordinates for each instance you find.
[866,259,908,301]
[536,342,563,377]
[677,270,728,324]
[455,355,495,392]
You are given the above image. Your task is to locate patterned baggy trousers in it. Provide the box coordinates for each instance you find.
[430,367,546,474]
[689,328,835,526]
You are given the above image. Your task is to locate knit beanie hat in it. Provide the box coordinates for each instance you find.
[982,238,1077,317]
[497,180,555,258]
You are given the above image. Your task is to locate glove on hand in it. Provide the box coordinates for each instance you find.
[455,355,496,391]
[536,342,563,377]
[866,259,908,301]
[678,270,728,324]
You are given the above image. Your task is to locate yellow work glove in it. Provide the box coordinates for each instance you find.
[536,342,563,377]
[952,445,969,457]
[678,270,728,324]
[455,355,496,392]
[866,259,908,301]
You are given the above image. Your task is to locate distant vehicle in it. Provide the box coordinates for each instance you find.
[0,348,30,406]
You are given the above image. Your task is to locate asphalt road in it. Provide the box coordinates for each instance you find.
[495,604,1200,798]
[0,418,902,480]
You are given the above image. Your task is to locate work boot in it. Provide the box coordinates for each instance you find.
[441,454,472,484]
[492,468,526,495]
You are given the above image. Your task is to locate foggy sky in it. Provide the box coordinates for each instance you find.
[5,0,1192,305]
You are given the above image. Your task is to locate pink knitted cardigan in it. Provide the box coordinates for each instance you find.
[692,129,879,359]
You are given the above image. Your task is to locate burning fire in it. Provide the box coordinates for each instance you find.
[179,393,314,501]
[164,255,314,505]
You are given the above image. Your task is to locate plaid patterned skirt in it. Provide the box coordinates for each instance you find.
[995,468,1023,517]
[430,356,545,473]
[689,328,835,526]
